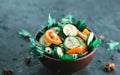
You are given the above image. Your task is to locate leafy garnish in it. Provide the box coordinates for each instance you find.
[107,40,120,51]
[58,14,75,27]
[61,54,77,60]
[29,38,45,57]
[18,29,32,38]
[61,14,75,24]
[18,29,45,57]
[90,38,102,50]
[47,14,56,28]
[77,18,87,31]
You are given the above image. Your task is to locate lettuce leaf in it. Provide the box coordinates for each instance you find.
[90,38,102,50]
[18,29,31,38]
[47,14,56,28]
[107,40,120,51]
[77,18,87,31]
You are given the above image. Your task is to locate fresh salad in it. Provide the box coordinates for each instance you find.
[19,14,102,60]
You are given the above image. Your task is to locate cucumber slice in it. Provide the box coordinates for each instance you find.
[76,37,85,46]
[86,32,94,46]
[63,24,77,36]
[54,47,63,58]
[50,27,61,34]
[64,36,80,49]
[45,47,53,54]
[39,35,51,46]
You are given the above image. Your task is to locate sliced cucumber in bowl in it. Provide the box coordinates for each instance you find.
[39,35,51,46]
[63,24,78,36]
[86,32,94,46]
[64,36,80,49]
[53,47,64,58]
[75,37,85,46]
[45,47,53,55]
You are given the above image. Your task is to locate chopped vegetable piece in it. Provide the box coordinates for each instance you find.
[90,38,102,49]
[50,27,61,34]
[54,47,63,58]
[61,14,75,24]
[86,32,94,46]
[67,45,87,54]
[45,47,53,54]
[77,51,88,58]
[63,24,78,36]
[64,36,80,49]
[76,37,85,46]
[18,29,31,38]
[39,35,51,46]
[83,28,90,35]
[77,30,87,41]
[45,29,62,45]
[61,54,77,60]
[77,18,87,31]
[29,38,45,57]
[47,14,56,28]
[98,35,104,40]
[107,40,120,51]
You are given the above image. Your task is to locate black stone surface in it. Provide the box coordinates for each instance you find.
[0,0,120,75]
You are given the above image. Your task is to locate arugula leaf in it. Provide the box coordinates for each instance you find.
[29,38,39,46]
[107,40,120,51]
[29,38,45,57]
[47,14,56,28]
[58,14,75,27]
[77,18,87,31]
[61,54,77,60]
[18,29,32,38]
[90,38,102,50]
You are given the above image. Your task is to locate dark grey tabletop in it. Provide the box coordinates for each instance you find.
[0,0,120,75]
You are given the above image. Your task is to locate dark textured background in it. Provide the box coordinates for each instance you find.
[0,0,120,75]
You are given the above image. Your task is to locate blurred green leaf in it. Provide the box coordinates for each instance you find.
[61,14,75,24]
[29,38,45,57]
[107,40,120,51]
[90,38,102,50]
[47,14,56,28]
[61,54,77,60]
[18,29,31,38]
[77,18,87,31]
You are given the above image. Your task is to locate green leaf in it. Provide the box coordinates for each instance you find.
[107,40,120,51]
[47,14,56,28]
[77,18,87,31]
[29,38,39,46]
[90,38,102,50]
[29,38,45,57]
[18,29,32,38]
[61,54,77,60]
[78,51,88,58]
[61,14,75,24]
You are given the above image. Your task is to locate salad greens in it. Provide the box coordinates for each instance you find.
[48,14,56,28]
[18,14,103,60]
[77,18,87,31]
[29,38,45,57]
[107,40,120,51]
[18,29,32,38]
